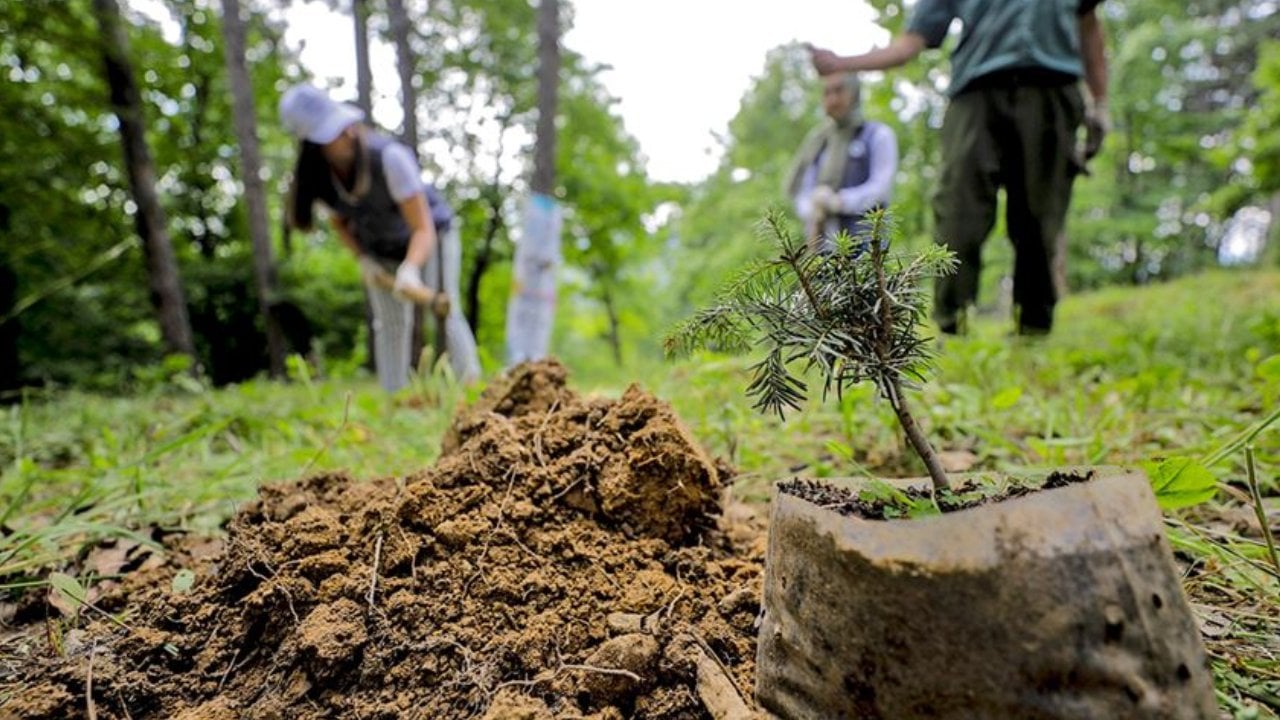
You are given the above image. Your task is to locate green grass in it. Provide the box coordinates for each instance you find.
[2,268,1278,715]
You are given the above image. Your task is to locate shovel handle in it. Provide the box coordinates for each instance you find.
[372,270,451,318]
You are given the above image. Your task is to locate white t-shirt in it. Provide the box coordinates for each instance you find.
[381,142,424,203]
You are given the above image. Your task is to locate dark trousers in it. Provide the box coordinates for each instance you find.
[932,75,1085,333]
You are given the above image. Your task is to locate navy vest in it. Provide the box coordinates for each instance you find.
[328,131,454,261]
[820,122,882,239]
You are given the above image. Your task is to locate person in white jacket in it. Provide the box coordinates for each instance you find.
[787,71,898,254]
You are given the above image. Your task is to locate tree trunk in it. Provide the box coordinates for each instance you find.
[465,191,503,333]
[464,123,509,334]
[93,0,196,360]
[219,0,287,378]
[0,204,18,396]
[352,0,376,371]
[0,262,17,396]
[352,0,373,115]
[600,281,622,367]
[387,0,439,370]
[386,0,418,153]
[532,0,560,195]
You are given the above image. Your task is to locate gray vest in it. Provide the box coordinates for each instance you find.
[328,132,453,261]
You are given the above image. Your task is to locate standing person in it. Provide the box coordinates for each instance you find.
[787,71,898,254]
[280,84,481,390]
[811,0,1109,335]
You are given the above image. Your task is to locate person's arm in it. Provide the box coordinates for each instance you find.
[1079,7,1109,160]
[1079,9,1107,107]
[835,125,898,215]
[398,193,437,269]
[381,142,436,271]
[811,34,927,75]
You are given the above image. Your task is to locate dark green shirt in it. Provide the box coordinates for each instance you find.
[908,0,1102,96]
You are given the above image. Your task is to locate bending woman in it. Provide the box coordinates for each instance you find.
[280,84,480,390]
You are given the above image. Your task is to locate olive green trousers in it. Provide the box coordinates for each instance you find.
[933,77,1085,333]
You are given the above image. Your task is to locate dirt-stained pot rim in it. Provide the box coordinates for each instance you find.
[769,466,1164,573]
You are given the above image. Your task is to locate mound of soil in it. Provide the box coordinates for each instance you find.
[9,361,765,719]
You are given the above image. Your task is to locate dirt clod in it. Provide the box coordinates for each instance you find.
[9,360,763,720]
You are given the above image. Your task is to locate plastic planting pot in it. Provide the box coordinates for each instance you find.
[754,468,1217,719]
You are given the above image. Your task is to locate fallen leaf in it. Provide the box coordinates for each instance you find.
[86,539,149,577]
[46,572,86,618]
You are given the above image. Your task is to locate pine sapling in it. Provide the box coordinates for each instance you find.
[665,209,957,492]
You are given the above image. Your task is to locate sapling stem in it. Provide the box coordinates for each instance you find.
[883,379,950,492]
[870,220,950,493]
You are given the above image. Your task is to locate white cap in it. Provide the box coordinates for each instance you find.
[279,84,364,145]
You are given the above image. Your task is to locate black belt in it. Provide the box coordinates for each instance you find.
[961,67,1078,93]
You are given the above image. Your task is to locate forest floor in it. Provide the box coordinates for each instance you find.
[1,269,1277,717]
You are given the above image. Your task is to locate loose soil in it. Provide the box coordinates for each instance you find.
[5,361,765,719]
[779,469,1095,520]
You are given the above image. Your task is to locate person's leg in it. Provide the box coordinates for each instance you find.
[367,277,414,392]
[933,91,1002,333]
[1003,83,1084,334]
[422,225,481,383]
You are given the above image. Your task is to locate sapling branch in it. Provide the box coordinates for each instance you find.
[665,208,956,491]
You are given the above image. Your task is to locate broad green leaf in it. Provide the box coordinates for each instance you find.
[48,572,87,614]
[1257,354,1280,384]
[171,569,196,595]
[1143,457,1217,510]
[991,387,1023,410]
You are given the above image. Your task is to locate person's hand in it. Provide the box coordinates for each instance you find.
[809,45,844,76]
[1082,100,1109,161]
[431,292,451,319]
[357,254,384,287]
[811,185,842,215]
[393,261,425,300]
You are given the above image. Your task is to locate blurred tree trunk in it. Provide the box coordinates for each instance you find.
[353,0,374,115]
[465,183,504,333]
[219,0,287,378]
[532,0,560,195]
[1269,192,1280,267]
[0,262,16,396]
[600,280,622,367]
[464,118,510,334]
[93,0,196,360]
[387,0,438,368]
[0,203,18,395]
[386,0,419,153]
[352,0,376,370]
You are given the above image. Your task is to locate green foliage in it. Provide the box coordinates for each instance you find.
[1143,457,1219,510]
[1218,39,1280,220]
[0,0,298,388]
[667,211,956,419]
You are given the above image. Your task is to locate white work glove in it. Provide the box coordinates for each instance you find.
[1082,99,1109,162]
[811,185,843,215]
[393,261,426,299]
[357,254,384,287]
